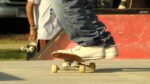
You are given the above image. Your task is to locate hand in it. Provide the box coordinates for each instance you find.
[29,28,37,41]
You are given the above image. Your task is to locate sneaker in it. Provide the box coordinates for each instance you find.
[105,45,118,59]
[56,45,105,60]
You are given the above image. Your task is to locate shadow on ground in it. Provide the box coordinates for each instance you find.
[0,72,25,81]
[96,68,150,73]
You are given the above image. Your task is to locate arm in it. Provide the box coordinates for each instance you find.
[26,1,37,41]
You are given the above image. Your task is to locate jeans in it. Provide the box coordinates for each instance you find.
[50,0,115,46]
[84,0,115,45]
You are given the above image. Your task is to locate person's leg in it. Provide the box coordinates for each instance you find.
[50,0,105,60]
[53,0,117,58]
[50,0,102,46]
[50,0,117,60]
[83,0,118,59]
[50,0,117,46]
[38,40,49,50]
[84,0,114,45]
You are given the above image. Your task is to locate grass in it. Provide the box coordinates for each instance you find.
[0,34,28,60]
[0,49,27,60]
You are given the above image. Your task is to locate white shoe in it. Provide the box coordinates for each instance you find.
[56,45,105,60]
[105,45,118,59]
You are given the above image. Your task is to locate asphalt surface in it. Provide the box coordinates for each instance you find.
[0,59,150,84]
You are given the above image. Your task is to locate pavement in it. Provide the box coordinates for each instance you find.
[0,59,150,84]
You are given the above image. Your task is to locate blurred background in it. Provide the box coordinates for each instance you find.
[0,0,28,60]
[0,0,149,60]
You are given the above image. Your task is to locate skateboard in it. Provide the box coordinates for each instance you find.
[21,40,38,60]
[51,52,96,73]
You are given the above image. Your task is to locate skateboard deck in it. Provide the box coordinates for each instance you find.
[32,29,63,60]
[51,52,96,73]
[51,52,84,62]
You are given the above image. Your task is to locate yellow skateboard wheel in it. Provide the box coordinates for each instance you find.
[51,64,58,73]
[79,65,85,73]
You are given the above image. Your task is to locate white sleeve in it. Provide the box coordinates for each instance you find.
[28,0,40,5]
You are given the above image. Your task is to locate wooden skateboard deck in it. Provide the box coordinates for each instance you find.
[51,52,84,62]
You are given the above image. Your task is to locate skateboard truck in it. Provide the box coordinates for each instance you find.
[21,40,37,53]
[21,40,38,60]
[51,62,96,73]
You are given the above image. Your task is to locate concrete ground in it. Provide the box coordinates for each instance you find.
[0,59,150,84]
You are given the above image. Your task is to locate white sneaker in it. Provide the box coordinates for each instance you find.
[105,45,118,59]
[56,45,105,60]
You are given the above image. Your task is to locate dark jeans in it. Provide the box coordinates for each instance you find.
[50,0,115,46]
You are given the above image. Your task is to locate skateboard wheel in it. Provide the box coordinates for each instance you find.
[79,65,85,73]
[89,62,96,72]
[89,62,96,68]
[29,46,35,52]
[51,64,58,73]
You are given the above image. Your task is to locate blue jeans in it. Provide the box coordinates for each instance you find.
[50,0,115,46]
